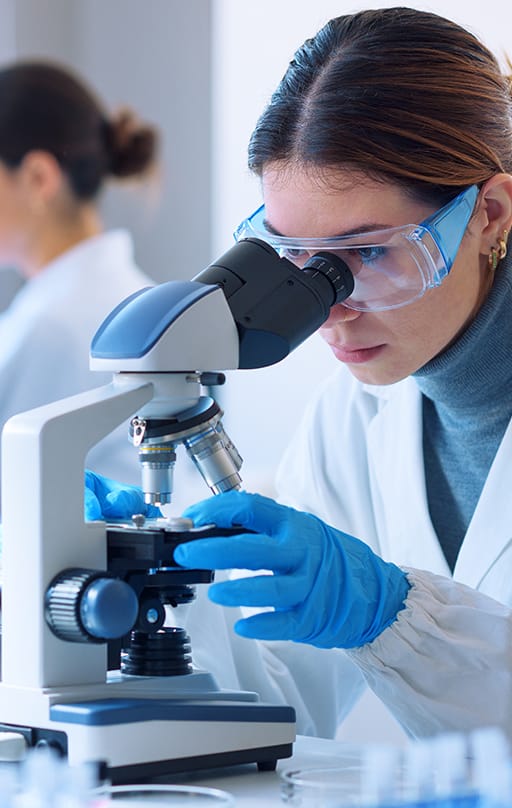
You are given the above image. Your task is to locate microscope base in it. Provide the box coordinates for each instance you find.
[109,743,294,784]
[0,684,295,781]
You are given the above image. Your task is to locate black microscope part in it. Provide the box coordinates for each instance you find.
[106,524,247,674]
[193,237,355,367]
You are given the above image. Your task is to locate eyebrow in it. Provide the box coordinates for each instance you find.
[262,217,396,239]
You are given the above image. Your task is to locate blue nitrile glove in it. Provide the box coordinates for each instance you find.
[174,491,410,648]
[84,470,161,521]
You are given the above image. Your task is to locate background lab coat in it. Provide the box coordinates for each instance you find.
[0,230,153,510]
[178,363,512,740]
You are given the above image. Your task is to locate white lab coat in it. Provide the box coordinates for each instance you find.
[179,363,512,741]
[0,230,153,507]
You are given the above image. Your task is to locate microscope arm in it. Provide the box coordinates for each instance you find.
[1,378,154,688]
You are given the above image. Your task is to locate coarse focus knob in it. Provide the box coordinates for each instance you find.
[45,568,139,643]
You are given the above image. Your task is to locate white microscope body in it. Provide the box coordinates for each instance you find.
[0,239,352,780]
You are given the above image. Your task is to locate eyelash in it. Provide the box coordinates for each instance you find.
[349,246,387,264]
[280,246,387,263]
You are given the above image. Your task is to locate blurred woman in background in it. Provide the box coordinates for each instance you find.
[0,60,158,508]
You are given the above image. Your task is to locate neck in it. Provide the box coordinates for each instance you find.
[414,253,512,411]
[21,205,103,279]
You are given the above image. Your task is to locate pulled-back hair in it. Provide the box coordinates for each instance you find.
[248,7,512,206]
[0,61,158,200]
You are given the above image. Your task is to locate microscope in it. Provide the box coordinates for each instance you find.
[0,237,353,782]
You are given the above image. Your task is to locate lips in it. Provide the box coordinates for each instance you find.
[326,342,385,364]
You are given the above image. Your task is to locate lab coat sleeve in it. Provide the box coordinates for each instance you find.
[176,572,366,738]
[348,567,512,739]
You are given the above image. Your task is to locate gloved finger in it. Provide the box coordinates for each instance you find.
[173,533,304,571]
[233,610,298,642]
[102,488,160,519]
[85,471,161,520]
[183,490,293,536]
[208,572,310,609]
[84,470,123,503]
[84,486,102,521]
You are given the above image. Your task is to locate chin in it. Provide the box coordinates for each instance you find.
[345,363,411,386]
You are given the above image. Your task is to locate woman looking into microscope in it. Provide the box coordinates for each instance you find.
[0,60,157,510]
[86,7,512,741]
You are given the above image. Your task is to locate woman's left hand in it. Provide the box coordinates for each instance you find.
[174,490,410,649]
[84,470,161,521]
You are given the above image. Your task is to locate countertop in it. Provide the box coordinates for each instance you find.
[156,735,366,806]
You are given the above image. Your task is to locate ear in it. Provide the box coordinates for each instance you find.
[477,173,512,253]
[17,150,65,210]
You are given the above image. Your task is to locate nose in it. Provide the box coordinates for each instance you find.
[323,303,362,327]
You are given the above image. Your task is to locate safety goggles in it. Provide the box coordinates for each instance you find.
[234,184,480,311]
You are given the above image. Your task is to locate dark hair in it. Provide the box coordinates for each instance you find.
[248,7,512,206]
[0,60,158,200]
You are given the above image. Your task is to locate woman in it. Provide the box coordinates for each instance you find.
[0,60,157,506]
[87,8,512,740]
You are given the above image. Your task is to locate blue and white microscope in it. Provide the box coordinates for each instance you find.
[0,238,352,782]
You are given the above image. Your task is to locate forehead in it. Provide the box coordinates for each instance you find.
[261,164,430,238]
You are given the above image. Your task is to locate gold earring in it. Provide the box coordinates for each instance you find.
[488,246,499,270]
[498,229,508,261]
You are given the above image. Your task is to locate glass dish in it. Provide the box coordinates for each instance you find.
[95,783,235,806]
[281,765,366,806]
[281,746,408,808]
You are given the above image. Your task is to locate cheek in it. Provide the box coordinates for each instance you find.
[384,287,473,370]
[319,304,352,330]
[414,266,483,347]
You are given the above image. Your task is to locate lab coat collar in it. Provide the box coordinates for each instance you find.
[366,376,451,576]
[364,373,512,588]
[454,418,512,588]
[360,380,395,401]
[29,229,134,290]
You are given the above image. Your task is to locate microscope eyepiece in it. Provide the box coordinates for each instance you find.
[303,251,355,305]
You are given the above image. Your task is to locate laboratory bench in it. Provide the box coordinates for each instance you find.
[154,735,365,806]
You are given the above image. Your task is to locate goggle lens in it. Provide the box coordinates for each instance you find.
[234,185,479,312]
[275,240,428,311]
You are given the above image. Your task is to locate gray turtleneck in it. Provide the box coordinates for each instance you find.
[413,253,512,571]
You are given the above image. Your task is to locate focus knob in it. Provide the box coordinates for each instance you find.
[45,568,139,643]
[304,251,355,304]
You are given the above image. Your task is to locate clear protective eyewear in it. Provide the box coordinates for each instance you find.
[234,184,480,312]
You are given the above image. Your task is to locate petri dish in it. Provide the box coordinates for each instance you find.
[96,783,235,806]
[281,747,406,808]
[281,765,366,806]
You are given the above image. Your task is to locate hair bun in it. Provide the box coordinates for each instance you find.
[104,108,158,178]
